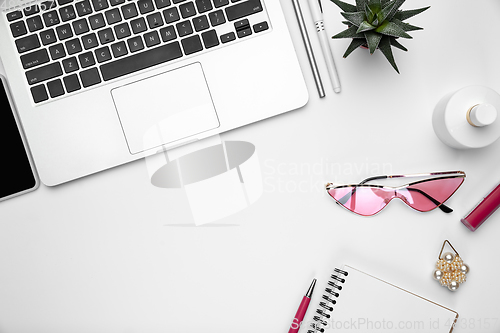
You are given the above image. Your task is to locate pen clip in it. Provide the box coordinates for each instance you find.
[317,0,323,13]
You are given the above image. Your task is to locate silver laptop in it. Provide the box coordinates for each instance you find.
[0,0,308,185]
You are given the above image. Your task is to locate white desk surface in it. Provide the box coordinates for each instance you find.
[1,0,500,332]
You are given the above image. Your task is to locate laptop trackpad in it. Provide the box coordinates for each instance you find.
[111,63,220,154]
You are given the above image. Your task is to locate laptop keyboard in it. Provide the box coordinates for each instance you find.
[5,0,269,103]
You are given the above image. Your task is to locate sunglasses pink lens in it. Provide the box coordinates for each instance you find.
[328,186,395,216]
[401,177,464,212]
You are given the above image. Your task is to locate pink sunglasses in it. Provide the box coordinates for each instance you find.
[326,171,466,216]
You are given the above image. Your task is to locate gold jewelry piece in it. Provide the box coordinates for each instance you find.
[433,240,469,291]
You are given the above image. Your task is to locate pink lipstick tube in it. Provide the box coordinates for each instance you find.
[461,182,500,231]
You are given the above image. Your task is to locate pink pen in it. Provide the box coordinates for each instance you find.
[288,279,316,333]
[461,181,500,231]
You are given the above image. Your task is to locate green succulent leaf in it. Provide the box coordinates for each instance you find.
[355,0,368,11]
[375,21,412,38]
[357,20,376,33]
[364,3,375,22]
[364,30,382,54]
[387,0,406,20]
[332,25,366,39]
[376,1,395,23]
[330,0,358,13]
[342,20,351,25]
[390,37,408,51]
[343,38,367,58]
[392,18,423,31]
[368,0,381,6]
[371,17,379,26]
[381,0,390,4]
[341,11,366,27]
[378,36,399,73]
[394,6,430,21]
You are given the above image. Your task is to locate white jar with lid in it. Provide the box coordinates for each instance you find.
[433,86,500,149]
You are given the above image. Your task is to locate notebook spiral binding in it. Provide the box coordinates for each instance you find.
[307,268,348,333]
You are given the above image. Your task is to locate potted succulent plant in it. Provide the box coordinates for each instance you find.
[330,0,429,73]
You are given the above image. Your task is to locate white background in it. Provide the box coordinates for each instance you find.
[1,0,500,332]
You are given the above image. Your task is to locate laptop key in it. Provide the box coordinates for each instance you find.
[62,57,79,73]
[89,13,106,29]
[201,29,218,49]
[179,2,196,18]
[159,26,176,42]
[7,10,23,22]
[15,35,40,53]
[76,0,94,16]
[253,21,268,33]
[59,5,77,21]
[49,44,66,60]
[138,0,154,14]
[73,18,90,34]
[26,62,63,85]
[220,31,235,43]
[176,20,192,37]
[82,32,99,49]
[114,23,131,39]
[234,18,248,31]
[213,0,228,8]
[100,41,182,81]
[193,15,209,32]
[154,0,171,9]
[92,0,109,11]
[31,84,49,103]
[208,10,225,26]
[110,0,125,6]
[110,41,128,57]
[146,12,164,29]
[47,79,65,98]
[79,51,96,67]
[43,10,60,26]
[98,28,115,44]
[181,34,203,55]
[21,49,50,69]
[237,27,251,38]
[10,21,28,38]
[63,74,82,92]
[195,0,212,13]
[40,29,57,45]
[95,46,112,62]
[131,17,147,34]
[121,3,138,19]
[80,68,101,87]
[163,7,180,23]
[144,31,160,47]
[65,38,83,54]
[105,8,122,24]
[127,36,144,52]
[26,16,44,32]
[56,23,74,39]
[225,0,262,21]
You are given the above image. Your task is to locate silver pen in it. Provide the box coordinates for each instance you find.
[308,0,341,93]
[291,0,326,98]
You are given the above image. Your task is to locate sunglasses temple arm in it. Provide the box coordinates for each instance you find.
[359,175,388,185]
[406,188,453,213]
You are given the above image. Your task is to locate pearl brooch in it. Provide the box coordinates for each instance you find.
[433,240,469,292]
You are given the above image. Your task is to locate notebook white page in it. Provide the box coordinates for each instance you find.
[315,265,458,333]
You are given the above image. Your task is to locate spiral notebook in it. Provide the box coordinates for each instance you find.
[308,265,458,333]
